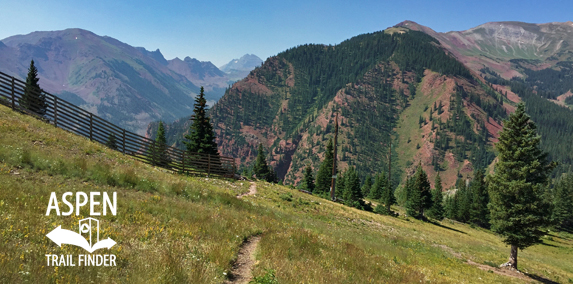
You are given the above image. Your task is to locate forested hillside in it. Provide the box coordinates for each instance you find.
[153,28,508,188]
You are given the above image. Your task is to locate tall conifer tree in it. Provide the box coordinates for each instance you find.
[152,121,169,166]
[301,165,315,192]
[470,169,489,228]
[427,173,445,220]
[253,143,270,181]
[489,103,554,270]
[552,173,573,230]
[406,165,432,219]
[184,87,219,156]
[20,60,47,116]
[315,139,334,195]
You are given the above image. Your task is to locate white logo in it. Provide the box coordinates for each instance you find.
[46,217,116,253]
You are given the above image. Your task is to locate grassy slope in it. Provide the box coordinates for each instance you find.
[1,104,572,283]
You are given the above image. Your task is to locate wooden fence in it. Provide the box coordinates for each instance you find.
[0,71,236,178]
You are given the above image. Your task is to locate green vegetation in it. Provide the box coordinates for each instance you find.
[552,172,573,230]
[301,165,315,192]
[485,74,573,178]
[184,86,219,156]
[1,104,573,283]
[489,103,554,270]
[405,165,433,219]
[427,173,444,220]
[253,143,277,182]
[150,121,169,167]
[315,139,334,195]
[19,60,47,116]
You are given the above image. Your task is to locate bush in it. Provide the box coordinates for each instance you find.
[251,269,278,284]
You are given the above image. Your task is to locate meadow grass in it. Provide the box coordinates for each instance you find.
[1,104,572,283]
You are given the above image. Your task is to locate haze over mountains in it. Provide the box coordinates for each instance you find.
[0,28,261,133]
[219,54,263,82]
[154,20,573,187]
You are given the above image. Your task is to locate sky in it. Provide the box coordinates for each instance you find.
[0,0,571,67]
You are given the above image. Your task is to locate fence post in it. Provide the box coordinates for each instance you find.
[208,154,211,176]
[89,113,93,141]
[11,78,15,109]
[122,129,126,153]
[182,151,186,175]
[54,97,58,127]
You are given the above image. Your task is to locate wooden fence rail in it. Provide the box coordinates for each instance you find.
[0,71,236,178]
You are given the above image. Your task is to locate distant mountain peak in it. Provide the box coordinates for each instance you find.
[219,54,262,72]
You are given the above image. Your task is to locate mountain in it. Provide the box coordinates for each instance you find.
[0,28,226,134]
[167,56,229,96]
[396,21,573,101]
[395,21,573,177]
[152,28,507,188]
[219,54,263,81]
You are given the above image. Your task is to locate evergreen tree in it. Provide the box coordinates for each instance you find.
[488,103,554,270]
[455,180,472,222]
[183,87,219,155]
[445,195,458,220]
[151,121,170,167]
[267,167,278,183]
[369,172,386,200]
[361,175,373,197]
[469,169,490,228]
[337,170,346,194]
[381,173,396,213]
[343,167,362,207]
[106,133,118,150]
[301,165,315,192]
[20,60,47,116]
[253,143,270,181]
[552,173,573,230]
[405,165,433,219]
[427,173,445,220]
[315,139,334,195]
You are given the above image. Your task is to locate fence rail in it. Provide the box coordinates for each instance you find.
[0,71,236,178]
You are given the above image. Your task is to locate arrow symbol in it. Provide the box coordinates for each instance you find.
[46,226,116,253]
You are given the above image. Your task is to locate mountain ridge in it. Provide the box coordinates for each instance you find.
[0,28,231,133]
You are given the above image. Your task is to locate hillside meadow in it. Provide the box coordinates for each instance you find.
[0,104,572,283]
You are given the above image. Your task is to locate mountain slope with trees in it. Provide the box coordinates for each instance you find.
[157,28,509,188]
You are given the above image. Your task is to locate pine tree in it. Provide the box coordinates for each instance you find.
[361,175,373,197]
[469,169,490,228]
[183,87,219,156]
[151,121,170,167]
[315,139,334,195]
[427,173,445,220]
[369,172,386,200]
[20,60,47,116]
[106,133,118,150]
[405,165,433,219]
[301,165,316,192]
[343,167,362,207]
[552,173,573,230]
[381,172,396,213]
[455,181,472,222]
[488,103,554,270]
[253,143,270,181]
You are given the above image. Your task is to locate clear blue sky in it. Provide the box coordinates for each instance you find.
[1,0,570,67]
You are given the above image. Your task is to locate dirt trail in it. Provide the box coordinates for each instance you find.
[224,235,261,284]
[435,244,558,283]
[237,182,257,198]
[225,182,260,284]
